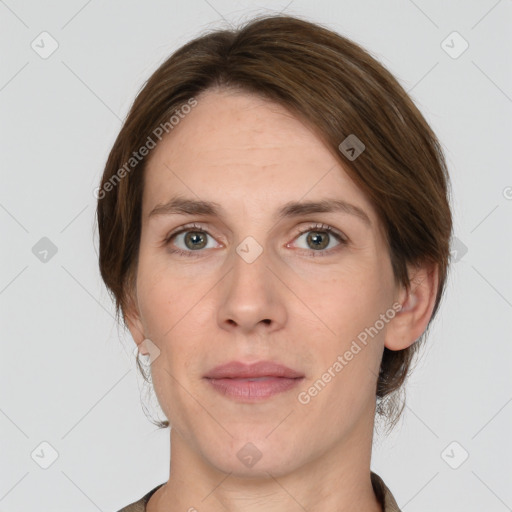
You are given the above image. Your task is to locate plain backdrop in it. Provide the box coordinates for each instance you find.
[1,1,511,511]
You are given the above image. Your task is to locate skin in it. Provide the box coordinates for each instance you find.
[125,88,438,512]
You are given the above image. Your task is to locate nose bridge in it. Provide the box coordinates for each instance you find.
[230,234,272,304]
[217,233,286,332]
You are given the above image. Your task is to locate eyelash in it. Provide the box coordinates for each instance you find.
[163,222,347,258]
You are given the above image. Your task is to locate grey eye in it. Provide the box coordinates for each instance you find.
[295,230,340,251]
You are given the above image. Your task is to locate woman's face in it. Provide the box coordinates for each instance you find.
[128,88,403,476]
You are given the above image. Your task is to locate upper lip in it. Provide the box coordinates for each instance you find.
[204,360,304,379]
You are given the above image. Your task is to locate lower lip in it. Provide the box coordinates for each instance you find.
[205,376,304,401]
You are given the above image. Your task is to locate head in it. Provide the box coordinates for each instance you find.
[96,14,452,474]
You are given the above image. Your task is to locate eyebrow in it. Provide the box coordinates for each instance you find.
[148,196,371,226]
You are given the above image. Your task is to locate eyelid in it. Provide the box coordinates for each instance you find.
[292,222,347,242]
[164,222,219,243]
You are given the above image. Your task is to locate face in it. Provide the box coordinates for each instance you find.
[127,88,403,477]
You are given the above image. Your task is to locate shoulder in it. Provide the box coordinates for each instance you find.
[115,483,165,512]
[371,471,402,512]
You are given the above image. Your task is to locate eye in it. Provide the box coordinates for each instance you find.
[289,223,346,256]
[164,223,221,257]
[163,222,347,258]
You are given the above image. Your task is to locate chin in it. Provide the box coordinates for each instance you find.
[202,435,302,478]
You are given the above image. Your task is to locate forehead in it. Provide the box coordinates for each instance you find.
[142,89,377,225]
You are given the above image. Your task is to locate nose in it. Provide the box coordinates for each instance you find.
[217,241,287,335]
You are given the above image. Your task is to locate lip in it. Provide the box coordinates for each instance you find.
[204,360,304,402]
[204,360,304,379]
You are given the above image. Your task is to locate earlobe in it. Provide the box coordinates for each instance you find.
[385,264,439,351]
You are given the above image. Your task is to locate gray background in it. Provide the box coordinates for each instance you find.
[1,0,511,510]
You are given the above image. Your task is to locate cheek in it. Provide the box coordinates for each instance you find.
[135,267,208,428]
[296,256,392,400]
[136,251,204,336]
[135,259,216,383]
[310,260,392,334]
[297,273,388,419]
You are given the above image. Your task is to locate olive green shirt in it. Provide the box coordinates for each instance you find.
[116,471,401,511]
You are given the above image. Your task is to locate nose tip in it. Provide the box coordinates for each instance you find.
[217,250,286,334]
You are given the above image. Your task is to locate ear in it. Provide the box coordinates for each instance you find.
[123,292,149,356]
[385,263,439,351]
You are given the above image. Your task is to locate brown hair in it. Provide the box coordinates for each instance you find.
[96,14,452,430]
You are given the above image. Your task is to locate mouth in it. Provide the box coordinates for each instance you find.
[204,360,305,402]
